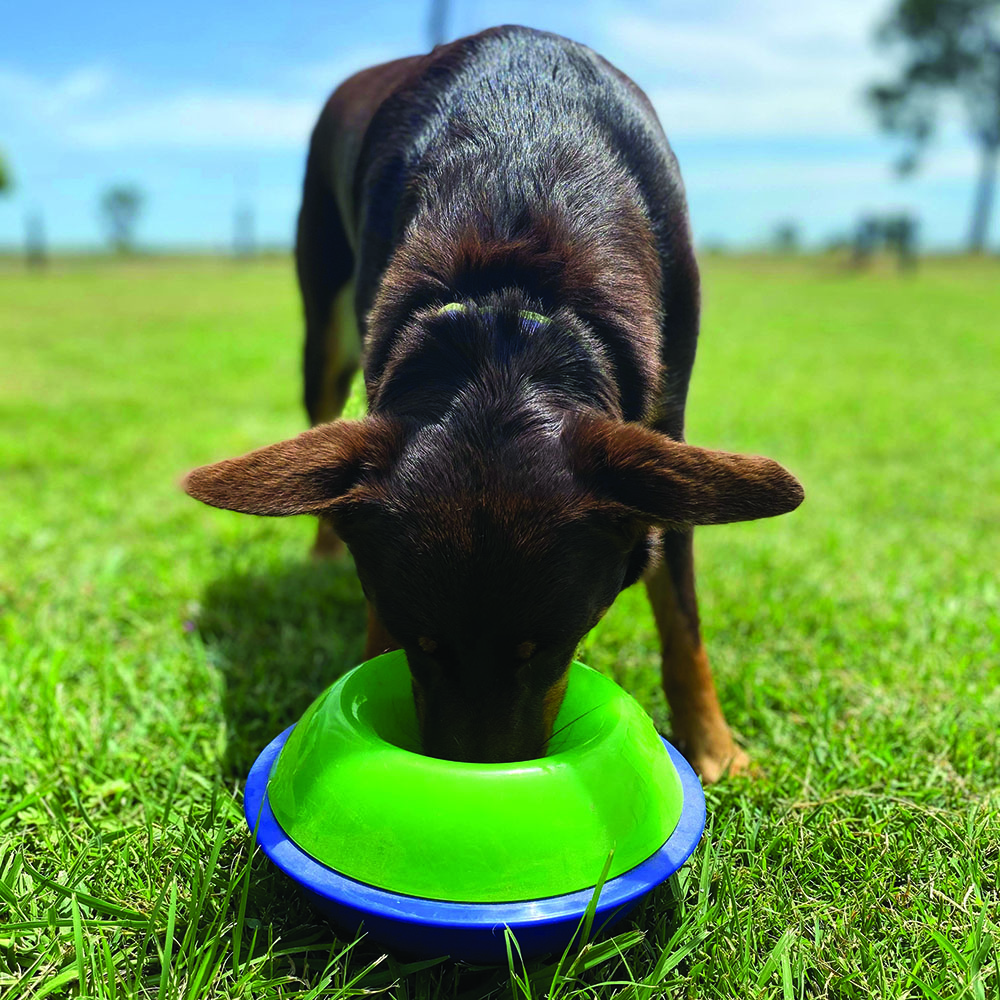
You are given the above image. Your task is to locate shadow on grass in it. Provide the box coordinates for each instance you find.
[197,554,368,781]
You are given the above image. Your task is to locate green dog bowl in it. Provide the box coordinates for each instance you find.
[267,651,683,903]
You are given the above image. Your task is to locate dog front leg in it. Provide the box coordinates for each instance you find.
[645,529,750,783]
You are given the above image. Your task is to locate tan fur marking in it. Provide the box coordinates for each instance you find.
[311,518,346,559]
[364,601,400,660]
[315,281,362,424]
[541,669,570,740]
[645,560,749,782]
[411,675,427,730]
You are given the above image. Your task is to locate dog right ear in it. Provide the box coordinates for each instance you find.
[181,418,402,516]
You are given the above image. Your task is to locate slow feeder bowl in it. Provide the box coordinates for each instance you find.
[244,651,705,964]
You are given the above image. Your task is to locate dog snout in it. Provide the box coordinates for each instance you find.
[418,697,548,763]
[422,724,542,764]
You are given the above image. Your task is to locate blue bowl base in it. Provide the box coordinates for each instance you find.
[245,726,705,966]
[300,885,640,965]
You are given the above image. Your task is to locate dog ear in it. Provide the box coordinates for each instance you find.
[182,418,401,516]
[565,414,803,526]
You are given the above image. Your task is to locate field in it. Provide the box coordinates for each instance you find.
[2,254,998,998]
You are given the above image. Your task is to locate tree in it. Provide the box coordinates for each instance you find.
[233,202,255,259]
[867,0,1000,252]
[25,212,47,270]
[772,220,801,253]
[100,184,144,253]
[0,150,11,194]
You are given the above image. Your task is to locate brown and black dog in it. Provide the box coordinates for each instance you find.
[183,26,803,782]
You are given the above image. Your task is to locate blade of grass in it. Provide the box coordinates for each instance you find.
[158,879,178,998]
[756,928,794,990]
[34,965,81,1000]
[71,893,85,998]
[19,858,146,922]
[504,926,533,1000]
[102,932,119,1000]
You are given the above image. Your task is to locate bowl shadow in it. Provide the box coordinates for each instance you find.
[197,553,368,781]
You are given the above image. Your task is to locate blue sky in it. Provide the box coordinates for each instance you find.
[0,0,984,250]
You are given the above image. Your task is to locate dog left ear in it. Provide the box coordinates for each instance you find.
[565,414,804,526]
[182,417,401,516]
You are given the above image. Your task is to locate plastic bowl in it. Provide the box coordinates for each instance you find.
[244,651,705,964]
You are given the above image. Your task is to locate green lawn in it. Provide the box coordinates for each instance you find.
[1,254,998,998]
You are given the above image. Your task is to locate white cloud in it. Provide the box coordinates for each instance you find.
[58,67,115,104]
[0,44,399,152]
[285,47,398,91]
[648,83,869,137]
[602,0,895,137]
[68,92,320,149]
[0,7,963,153]
[0,8,983,248]
[0,64,114,120]
[685,146,978,193]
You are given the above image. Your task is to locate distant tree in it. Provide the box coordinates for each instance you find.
[25,212,47,270]
[850,212,920,270]
[701,237,729,255]
[852,214,883,267]
[772,220,801,253]
[100,184,144,254]
[867,0,1000,252]
[0,150,11,194]
[823,231,853,253]
[883,212,920,268]
[233,203,255,259]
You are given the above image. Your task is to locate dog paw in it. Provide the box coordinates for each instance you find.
[685,741,752,784]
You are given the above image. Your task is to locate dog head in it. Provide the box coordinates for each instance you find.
[183,410,801,762]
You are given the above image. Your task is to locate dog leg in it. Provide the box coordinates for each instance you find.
[298,155,360,559]
[645,529,750,783]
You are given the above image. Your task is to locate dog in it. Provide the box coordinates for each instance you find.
[183,26,803,781]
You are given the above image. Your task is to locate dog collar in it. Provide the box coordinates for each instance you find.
[437,301,550,328]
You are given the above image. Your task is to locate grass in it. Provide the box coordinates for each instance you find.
[1,253,998,998]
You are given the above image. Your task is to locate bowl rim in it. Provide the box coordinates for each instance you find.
[267,655,687,902]
[244,724,706,928]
